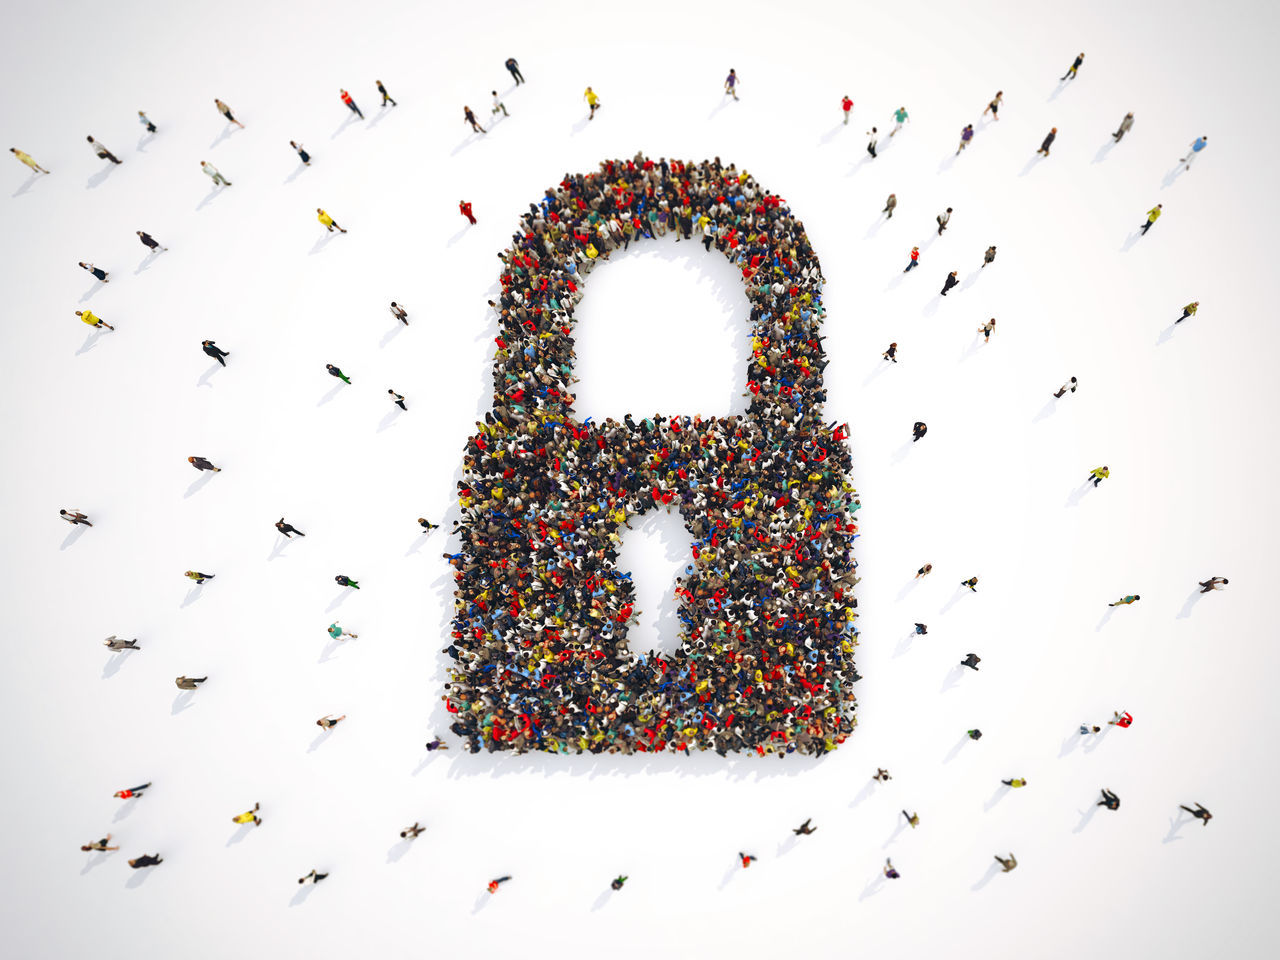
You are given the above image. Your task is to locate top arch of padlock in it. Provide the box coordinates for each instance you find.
[490,153,830,429]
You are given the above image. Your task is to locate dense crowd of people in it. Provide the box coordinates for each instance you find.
[446,154,861,756]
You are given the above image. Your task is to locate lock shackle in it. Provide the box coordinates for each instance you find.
[489,156,828,428]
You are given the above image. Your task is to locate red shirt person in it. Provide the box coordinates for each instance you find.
[460,201,476,225]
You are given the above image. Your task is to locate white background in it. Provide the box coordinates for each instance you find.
[2,0,1277,956]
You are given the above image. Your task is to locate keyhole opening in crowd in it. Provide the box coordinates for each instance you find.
[571,241,751,419]
[615,507,691,658]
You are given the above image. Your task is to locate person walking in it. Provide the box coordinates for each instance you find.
[1087,465,1110,486]
[793,819,817,836]
[739,852,758,868]
[978,318,996,342]
[185,570,215,584]
[961,576,979,591]
[1037,128,1057,157]
[316,714,346,729]
[81,834,119,852]
[995,853,1017,872]
[417,518,439,531]
[290,141,311,165]
[87,136,122,164]
[114,783,151,799]
[1140,204,1162,235]
[956,124,973,154]
[299,869,329,884]
[1109,710,1134,728]
[890,106,909,136]
[1180,803,1213,826]
[340,89,363,119]
[389,389,407,411]
[611,875,628,890]
[1180,136,1208,170]
[903,246,920,272]
[902,810,920,828]
[505,57,524,84]
[377,80,397,107]
[882,342,898,363]
[914,623,928,636]
[1175,301,1199,323]
[841,95,853,124]
[874,768,892,781]
[425,737,449,751]
[400,822,425,839]
[201,340,229,366]
[487,876,512,893]
[60,509,93,526]
[960,653,981,670]
[912,421,927,442]
[138,110,157,133]
[1112,112,1135,141]
[1107,592,1140,609]
[936,208,952,235]
[459,200,476,225]
[326,364,351,384]
[884,858,901,879]
[866,127,878,158]
[1080,724,1102,735]
[724,69,739,100]
[10,148,49,174]
[188,456,220,472]
[584,86,600,120]
[129,854,163,869]
[463,106,486,134]
[915,563,932,578]
[1198,576,1229,593]
[104,636,140,651]
[390,302,409,324]
[201,161,231,186]
[1060,53,1084,81]
[79,262,109,282]
[982,245,997,267]
[941,271,959,296]
[967,728,983,740]
[328,621,357,641]
[334,574,359,589]
[1098,788,1120,810]
[232,802,261,826]
[175,676,207,690]
[1001,778,1028,788]
[491,91,508,117]
[1054,377,1078,398]
[214,99,244,128]
[276,518,305,538]
[136,230,166,251]
[882,193,897,218]
[983,91,1003,120]
[317,208,346,233]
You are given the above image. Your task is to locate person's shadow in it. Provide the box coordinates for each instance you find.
[102,652,130,679]
[940,664,966,694]
[1119,231,1141,254]
[1161,163,1186,190]
[195,186,226,212]
[1093,139,1117,165]
[386,839,412,863]
[816,124,845,147]
[864,214,890,240]
[196,363,224,389]
[881,818,908,849]
[226,823,255,847]
[849,780,876,808]
[1094,606,1117,633]
[377,407,404,433]
[971,861,1001,891]
[858,873,887,901]
[171,691,196,715]
[446,225,470,247]
[1177,588,1206,620]
[1032,398,1058,423]
[60,525,89,551]
[135,251,162,275]
[307,730,334,753]
[12,172,40,197]
[137,132,155,153]
[113,798,140,823]
[380,321,406,348]
[1073,802,1101,833]
[982,784,1011,812]
[404,532,430,557]
[1065,481,1093,509]
[325,589,351,613]
[267,535,296,562]
[179,584,205,609]
[862,360,893,387]
[1017,155,1041,178]
[939,586,967,616]
[317,636,343,665]
[79,280,107,303]
[80,851,112,875]
[331,112,360,140]
[317,383,345,407]
[75,330,105,356]
[309,232,339,256]
[1162,812,1191,844]
[284,162,309,185]
[290,883,318,907]
[1155,323,1181,347]
[892,631,916,659]
[895,578,922,602]
[890,441,915,465]
[125,867,155,889]
[185,471,215,499]
[942,732,969,764]
[86,165,117,190]
[209,124,240,150]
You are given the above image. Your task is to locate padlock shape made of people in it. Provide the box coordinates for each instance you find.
[446,155,859,758]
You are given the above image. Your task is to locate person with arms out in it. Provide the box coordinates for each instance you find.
[81,834,119,852]
[400,823,425,839]
[79,262,109,282]
[299,869,328,884]
[1109,710,1134,727]
[1180,802,1212,826]
[1098,788,1120,810]
[275,518,305,538]
[1087,465,1110,486]
[232,802,261,826]
[983,91,1003,120]
[978,318,996,342]
[793,818,817,836]
[961,576,979,591]
[1198,576,1228,592]
[995,853,1017,872]
[316,714,346,729]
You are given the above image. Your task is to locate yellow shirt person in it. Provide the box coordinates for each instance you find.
[10,148,49,173]
[317,208,347,234]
